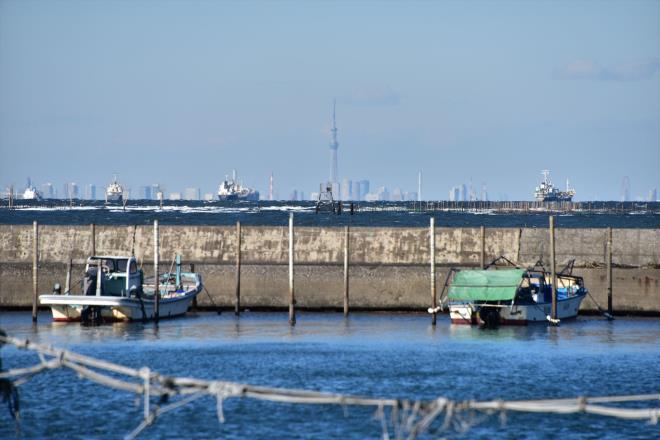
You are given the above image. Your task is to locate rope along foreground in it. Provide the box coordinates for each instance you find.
[1,334,658,439]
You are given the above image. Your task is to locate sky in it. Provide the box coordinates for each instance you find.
[1,0,659,201]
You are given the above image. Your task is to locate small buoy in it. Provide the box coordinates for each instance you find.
[546,315,561,326]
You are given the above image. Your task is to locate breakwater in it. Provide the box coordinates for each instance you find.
[0,224,658,313]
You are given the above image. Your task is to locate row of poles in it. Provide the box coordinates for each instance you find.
[30,215,615,325]
[353,200,658,215]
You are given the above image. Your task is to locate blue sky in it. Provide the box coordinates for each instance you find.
[1,0,659,200]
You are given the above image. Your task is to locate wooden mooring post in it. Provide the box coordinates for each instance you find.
[343,225,350,317]
[90,223,96,255]
[235,220,241,316]
[430,217,437,326]
[32,220,39,322]
[607,227,613,315]
[549,216,557,321]
[288,213,296,326]
[154,219,160,322]
[190,263,197,311]
[480,225,486,269]
[95,259,102,296]
[65,258,72,294]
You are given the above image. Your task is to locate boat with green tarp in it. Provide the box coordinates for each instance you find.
[445,265,587,327]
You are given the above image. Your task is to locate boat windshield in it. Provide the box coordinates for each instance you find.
[88,258,129,273]
[116,259,128,272]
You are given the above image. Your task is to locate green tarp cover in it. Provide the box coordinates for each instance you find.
[448,269,525,301]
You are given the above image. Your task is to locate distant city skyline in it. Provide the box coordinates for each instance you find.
[1,1,658,200]
[6,173,659,202]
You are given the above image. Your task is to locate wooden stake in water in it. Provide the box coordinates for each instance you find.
[607,227,613,315]
[430,217,437,326]
[550,216,557,321]
[288,213,296,326]
[343,225,350,317]
[96,259,102,296]
[190,263,197,311]
[480,225,486,269]
[235,220,242,316]
[32,221,39,322]
[90,223,96,255]
[65,258,72,294]
[154,219,160,322]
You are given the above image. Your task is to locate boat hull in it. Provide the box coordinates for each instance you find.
[40,289,199,322]
[449,294,586,325]
[105,194,123,202]
[218,193,259,201]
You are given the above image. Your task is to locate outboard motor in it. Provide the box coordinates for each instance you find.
[81,306,102,325]
[477,306,501,329]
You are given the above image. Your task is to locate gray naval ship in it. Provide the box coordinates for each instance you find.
[534,170,575,202]
[217,170,259,201]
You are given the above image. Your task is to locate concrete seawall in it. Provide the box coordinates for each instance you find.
[1,225,658,313]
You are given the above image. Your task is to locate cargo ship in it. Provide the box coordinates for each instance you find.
[534,170,575,202]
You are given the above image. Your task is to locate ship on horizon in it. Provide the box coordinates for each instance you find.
[105,175,124,203]
[217,170,259,201]
[534,170,575,202]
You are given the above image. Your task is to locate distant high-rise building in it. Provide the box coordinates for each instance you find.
[289,189,299,201]
[331,182,340,200]
[329,100,339,184]
[150,184,161,200]
[203,193,215,201]
[649,188,658,202]
[63,182,79,199]
[169,192,182,201]
[351,181,361,201]
[85,184,97,200]
[139,186,152,200]
[461,184,467,202]
[341,178,352,200]
[391,187,403,201]
[481,182,488,202]
[359,180,369,200]
[449,186,461,202]
[184,187,200,200]
[404,191,418,201]
[621,176,631,202]
[41,183,54,199]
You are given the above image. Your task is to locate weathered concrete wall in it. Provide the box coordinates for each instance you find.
[1,225,658,313]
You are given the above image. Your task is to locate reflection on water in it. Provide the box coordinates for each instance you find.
[1,311,659,439]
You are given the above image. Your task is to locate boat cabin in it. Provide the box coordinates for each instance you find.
[83,256,142,297]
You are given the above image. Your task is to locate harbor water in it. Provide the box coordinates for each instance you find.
[1,312,659,439]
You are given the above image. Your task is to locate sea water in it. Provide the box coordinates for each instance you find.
[1,200,658,228]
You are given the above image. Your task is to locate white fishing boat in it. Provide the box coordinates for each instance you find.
[444,263,587,327]
[217,170,259,201]
[105,176,124,203]
[39,255,202,323]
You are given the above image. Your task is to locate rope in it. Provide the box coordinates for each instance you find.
[586,290,615,320]
[0,333,658,439]
[202,286,221,314]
